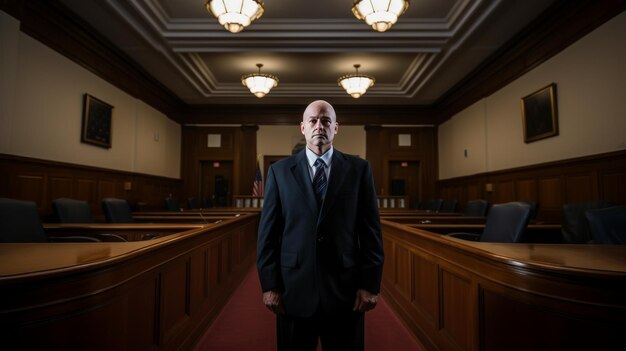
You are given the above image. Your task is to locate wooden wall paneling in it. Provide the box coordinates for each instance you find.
[479,283,625,351]
[564,174,594,203]
[491,181,514,204]
[395,243,412,301]
[48,175,74,201]
[190,248,209,314]
[371,127,437,206]
[600,171,626,205]
[382,236,395,285]
[126,274,160,350]
[239,125,259,197]
[76,177,98,208]
[440,267,475,351]
[0,154,181,218]
[515,179,536,202]
[160,256,191,347]
[438,151,626,223]
[13,173,46,208]
[412,250,438,326]
[208,242,221,294]
[365,125,384,195]
[537,177,563,220]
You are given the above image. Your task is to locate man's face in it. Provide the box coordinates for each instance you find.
[300,102,338,152]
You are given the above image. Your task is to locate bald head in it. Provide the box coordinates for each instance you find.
[300,100,339,156]
[302,100,336,122]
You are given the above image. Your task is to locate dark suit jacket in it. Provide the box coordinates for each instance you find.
[257,148,384,317]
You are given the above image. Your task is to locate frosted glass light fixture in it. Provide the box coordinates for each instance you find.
[352,0,409,32]
[206,0,264,33]
[337,64,375,99]
[241,63,279,98]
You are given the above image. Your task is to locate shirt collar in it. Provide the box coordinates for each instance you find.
[305,146,333,167]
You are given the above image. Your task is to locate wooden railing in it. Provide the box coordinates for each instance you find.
[380,220,626,351]
[0,213,260,350]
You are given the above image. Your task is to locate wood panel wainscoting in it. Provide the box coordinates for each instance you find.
[438,150,626,223]
[0,153,182,219]
[0,213,259,350]
[380,220,626,351]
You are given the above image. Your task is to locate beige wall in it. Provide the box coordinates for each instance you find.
[438,11,626,180]
[0,11,181,179]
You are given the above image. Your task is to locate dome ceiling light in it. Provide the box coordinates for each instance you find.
[206,0,264,33]
[241,63,279,98]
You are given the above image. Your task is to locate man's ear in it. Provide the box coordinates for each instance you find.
[300,122,305,135]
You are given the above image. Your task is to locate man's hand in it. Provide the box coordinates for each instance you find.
[353,289,378,312]
[263,289,285,314]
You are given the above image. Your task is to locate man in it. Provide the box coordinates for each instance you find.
[257,100,384,350]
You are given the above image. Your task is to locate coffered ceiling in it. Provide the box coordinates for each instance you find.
[58,0,558,107]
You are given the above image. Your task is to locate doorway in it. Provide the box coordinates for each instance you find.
[200,161,233,207]
[388,161,420,208]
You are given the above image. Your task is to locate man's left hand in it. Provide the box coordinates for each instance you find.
[353,289,378,312]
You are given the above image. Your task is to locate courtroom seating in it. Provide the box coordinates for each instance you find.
[420,198,443,212]
[0,198,99,243]
[521,200,539,219]
[585,206,626,244]
[440,199,458,213]
[561,200,613,243]
[52,198,127,241]
[102,198,134,223]
[164,196,181,211]
[447,201,532,243]
[52,197,94,223]
[188,197,199,210]
[463,199,489,217]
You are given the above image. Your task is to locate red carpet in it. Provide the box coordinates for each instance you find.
[193,267,424,351]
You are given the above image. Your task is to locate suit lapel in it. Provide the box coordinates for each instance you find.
[290,151,319,215]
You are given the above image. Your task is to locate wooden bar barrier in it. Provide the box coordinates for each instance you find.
[380,220,626,351]
[0,213,259,350]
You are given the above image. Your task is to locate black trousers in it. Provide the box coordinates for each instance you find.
[276,309,364,351]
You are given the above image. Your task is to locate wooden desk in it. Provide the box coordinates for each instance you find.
[381,220,626,351]
[406,223,562,243]
[382,215,486,224]
[44,223,207,241]
[1,214,259,350]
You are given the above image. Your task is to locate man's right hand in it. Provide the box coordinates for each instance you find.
[263,289,285,314]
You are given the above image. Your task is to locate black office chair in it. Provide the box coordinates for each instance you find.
[102,198,134,223]
[521,200,539,220]
[52,198,94,223]
[0,198,99,243]
[164,197,180,211]
[440,199,458,213]
[463,199,488,217]
[421,198,443,212]
[561,201,613,243]
[447,202,532,243]
[188,197,199,210]
[52,198,127,241]
[585,206,626,244]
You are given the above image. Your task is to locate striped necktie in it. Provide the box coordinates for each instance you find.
[312,158,327,205]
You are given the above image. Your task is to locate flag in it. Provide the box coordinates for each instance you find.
[252,161,264,197]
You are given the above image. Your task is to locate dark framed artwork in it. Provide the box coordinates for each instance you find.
[81,94,113,148]
[521,83,558,143]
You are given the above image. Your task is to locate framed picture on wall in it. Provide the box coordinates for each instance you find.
[520,83,558,143]
[81,93,113,149]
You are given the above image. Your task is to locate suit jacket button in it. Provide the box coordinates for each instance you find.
[317,236,324,242]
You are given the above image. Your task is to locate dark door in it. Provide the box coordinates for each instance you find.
[388,161,420,208]
[200,161,233,207]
